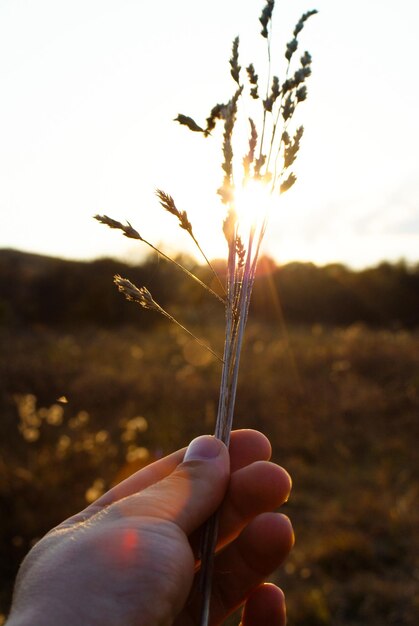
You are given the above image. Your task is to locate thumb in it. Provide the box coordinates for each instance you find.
[112,436,230,535]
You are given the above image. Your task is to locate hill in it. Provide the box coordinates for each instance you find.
[1,248,419,328]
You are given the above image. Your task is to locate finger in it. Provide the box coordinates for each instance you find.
[210,513,293,622]
[217,460,291,548]
[228,429,272,472]
[240,583,286,626]
[184,512,294,624]
[108,436,231,534]
[58,447,186,527]
[84,447,185,512]
[63,429,272,527]
[189,460,291,555]
[103,429,271,505]
[103,429,270,505]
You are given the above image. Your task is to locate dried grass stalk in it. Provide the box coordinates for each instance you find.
[94,214,225,304]
[114,275,223,362]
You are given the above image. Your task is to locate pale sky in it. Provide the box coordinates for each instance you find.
[1,0,418,269]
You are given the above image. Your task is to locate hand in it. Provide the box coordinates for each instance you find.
[7,429,293,626]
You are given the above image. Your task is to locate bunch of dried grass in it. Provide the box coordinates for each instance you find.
[95,1,317,623]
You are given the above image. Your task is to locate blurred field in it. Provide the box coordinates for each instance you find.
[1,320,418,624]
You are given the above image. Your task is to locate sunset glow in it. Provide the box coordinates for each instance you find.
[0,0,418,268]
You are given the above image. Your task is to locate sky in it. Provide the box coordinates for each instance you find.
[0,0,418,269]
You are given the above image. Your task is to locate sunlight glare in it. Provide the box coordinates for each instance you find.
[234,178,273,237]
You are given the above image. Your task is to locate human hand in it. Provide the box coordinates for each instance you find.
[7,429,293,626]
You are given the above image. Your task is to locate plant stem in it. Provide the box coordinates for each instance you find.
[191,232,227,296]
[144,238,225,304]
[198,217,266,625]
[156,306,224,363]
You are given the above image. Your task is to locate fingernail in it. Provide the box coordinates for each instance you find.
[184,436,223,461]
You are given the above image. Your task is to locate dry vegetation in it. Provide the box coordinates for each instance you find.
[1,314,418,624]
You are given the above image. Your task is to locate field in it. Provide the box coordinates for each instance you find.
[1,320,418,625]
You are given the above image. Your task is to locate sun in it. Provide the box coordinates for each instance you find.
[233,178,273,236]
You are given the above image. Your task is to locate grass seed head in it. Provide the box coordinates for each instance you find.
[282,94,296,121]
[235,235,246,268]
[243,118,258,178]
[296,86,308,102]
[174,114,206,134]
[259,0,275,38]
[280,172,297,194]
[246,64,259,99]
[294,9,319,37]
[217,88,242,204]
[94,215,142,240]
[223,210,237,243]
[301,50,312,66]
[113,276,159,311]
[206,102,228,134]
[155,189,193,236]
[285,38,299,61]
[263,75,280,112]
[230,37,241,86]
[254,154,266,179]
[283,126,304,169]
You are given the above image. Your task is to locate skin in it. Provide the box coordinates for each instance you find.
[7,429,293,626]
